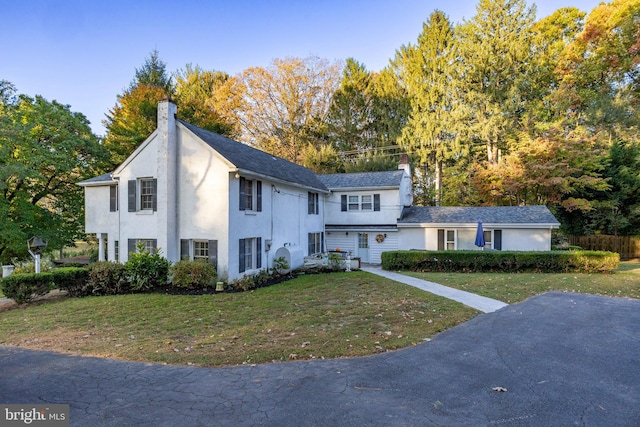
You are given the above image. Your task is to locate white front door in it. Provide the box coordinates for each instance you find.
[358,233,369,262]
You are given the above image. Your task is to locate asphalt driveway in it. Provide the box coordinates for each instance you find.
[1,291,638,426]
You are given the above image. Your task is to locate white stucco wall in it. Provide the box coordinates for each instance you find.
[502,228,552,251]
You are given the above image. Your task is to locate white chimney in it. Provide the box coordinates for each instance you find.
[156,99,178,261]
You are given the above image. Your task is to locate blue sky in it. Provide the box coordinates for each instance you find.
[2,0,602,136]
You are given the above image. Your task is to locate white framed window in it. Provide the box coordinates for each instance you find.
[193,240,209,261]
[140,179,155,210]
[127,238,157,255]
[308,192,319,215]
[446,230,456,250]
[361,195,372,210]
[239,237,262,273]
[483,230,492,249]
[308,232,323,255]
[114,240,119,262]
[239,177,262,212]
[341,194,380,212]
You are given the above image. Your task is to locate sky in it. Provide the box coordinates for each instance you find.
[2,0,603,137]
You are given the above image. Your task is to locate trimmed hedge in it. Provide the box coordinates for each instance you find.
[1,273,54,304]
[381,250,620,274]
[170,260,216,290]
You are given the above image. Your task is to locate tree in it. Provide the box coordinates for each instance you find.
[455,0,536,165]
[227,56,341,164]
[398,10,458,205]
[0,87,107,263]
[103,50,173,167]
[326,58,374,152]
[173,64,237,136]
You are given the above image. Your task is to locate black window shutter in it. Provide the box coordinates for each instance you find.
[151,179,158,212]
[110,186,117,212]
[180,239,190,260]
[321,232,325,253]
[239,177,246,210]
[256,238,262,268]
[128,180,136,212]
[256,181,262,212]
[308,192,313,214]
[341,195,347,212]
[308,233,313,255]
[374,194,381,211]
[128,239,136,255]
[208,240,218,270]
[239,239,245,273]
[494,230,502,250]
[437,229,444,251]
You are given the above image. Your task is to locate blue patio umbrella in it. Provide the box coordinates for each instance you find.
[475,219,486,249]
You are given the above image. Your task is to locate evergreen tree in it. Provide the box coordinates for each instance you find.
[456,0,535,165]
[398,10,457,205]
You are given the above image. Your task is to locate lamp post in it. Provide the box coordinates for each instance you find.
[27,236,48,274]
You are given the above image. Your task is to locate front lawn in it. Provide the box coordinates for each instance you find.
[403,261,640,303]
[0,271,477,367]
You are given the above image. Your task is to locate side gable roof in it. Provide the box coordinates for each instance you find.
[318,170,405,190]
[77,172,115,187]
[179,120,328,192]
[399,206,560,226]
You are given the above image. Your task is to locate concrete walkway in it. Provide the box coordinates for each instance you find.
[361,265,508,313]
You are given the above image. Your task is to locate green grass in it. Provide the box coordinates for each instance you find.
[0,271,477,367]
[403,261,640,304]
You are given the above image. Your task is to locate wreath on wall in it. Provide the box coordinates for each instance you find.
[375,234,385,243]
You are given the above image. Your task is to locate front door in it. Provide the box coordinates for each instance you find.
[358,233,369,263]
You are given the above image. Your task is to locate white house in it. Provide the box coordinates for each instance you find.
[317,164,413,264]
[397,206,560,251]
[78,100,328,281]
[79,100,560,280]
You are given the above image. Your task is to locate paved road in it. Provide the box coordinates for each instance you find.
[1,292,639,426]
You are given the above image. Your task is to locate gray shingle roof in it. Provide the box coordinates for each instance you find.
[179,120,328,192]
[399,206,560,225]
[318,170,404,189]
[77,172,113,185]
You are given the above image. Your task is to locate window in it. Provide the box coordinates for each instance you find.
[140,179,155,210]
[114,240,119,262]
[308,192,319,215]
[446,230,456,250]
[239,177,262,212]
[341,194,381,212]
[308,232,324,255]
[127,239,157,255]
[193,241,209,260]
[180,239,218,268]
[110,185,118,212]
[348,195,360,210]
[483,230,492,249]
[239,237,262,273]
[361,195,372,211]
[128,178,157,212]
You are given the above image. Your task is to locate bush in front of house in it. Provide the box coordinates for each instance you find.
[0,272,54,304]
[381,250,619,273]
[50,267,90,296]
[64,261,128,297]
[124,248,171,291]
[170,260,217,290]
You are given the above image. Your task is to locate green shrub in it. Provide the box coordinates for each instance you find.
[50,267,90,296]
[230,275,257,292]
[0,273,54,304]
[82,262,128,296]
[124,246,170,291]
[381,250,619,274]
[170,260,216,290]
